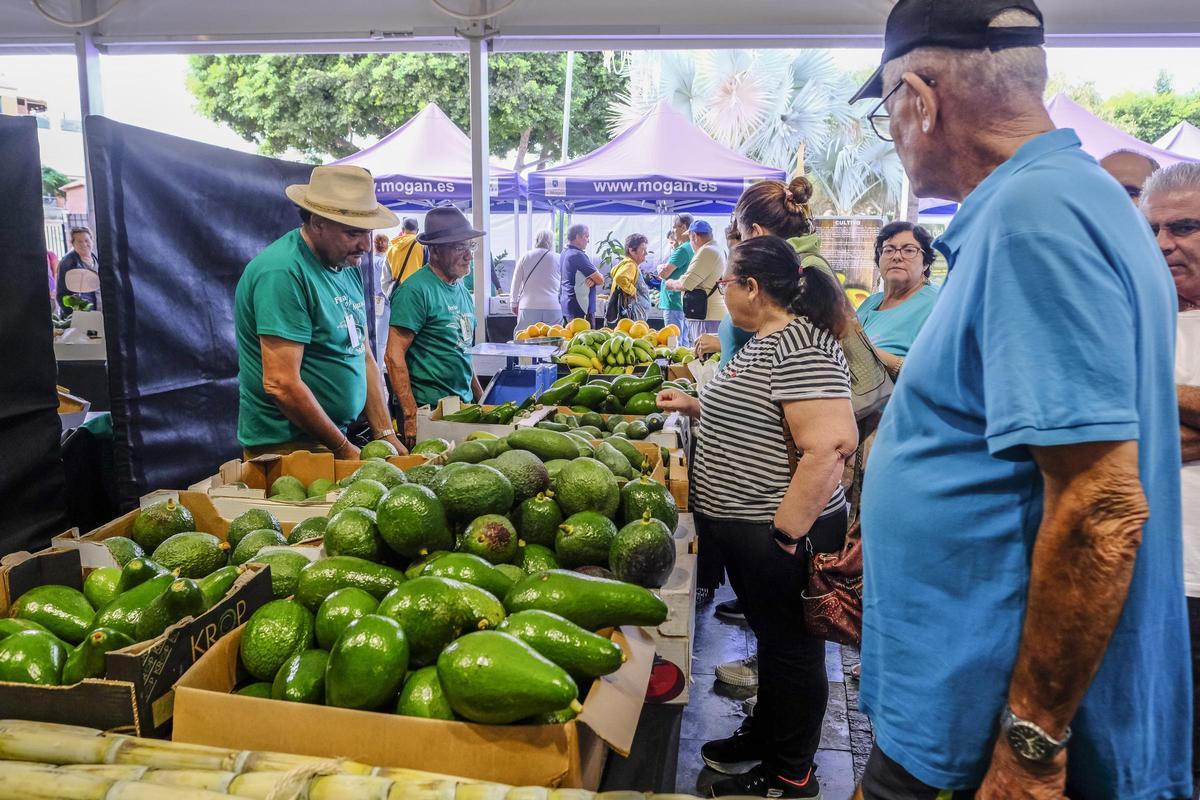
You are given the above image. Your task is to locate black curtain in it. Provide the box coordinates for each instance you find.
[0,116,67,553]
[87,117,312,507]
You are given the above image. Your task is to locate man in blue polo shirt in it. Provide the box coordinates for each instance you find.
[851,2,1190,799]
[561,224,602,321]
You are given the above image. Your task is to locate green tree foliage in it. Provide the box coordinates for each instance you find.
[186,53,625,165]
[1044,73,1103,113]
[41,165,70,197]
[1102,90,1200,144]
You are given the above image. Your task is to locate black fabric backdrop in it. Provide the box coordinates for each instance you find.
[87,117,315,507]
[0,116,67,552]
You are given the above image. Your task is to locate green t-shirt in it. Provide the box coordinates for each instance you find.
[389,265,476,407]
[235,229,368,447]
[658,242,693,310]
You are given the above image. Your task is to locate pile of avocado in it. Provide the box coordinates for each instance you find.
[526,364,697,418]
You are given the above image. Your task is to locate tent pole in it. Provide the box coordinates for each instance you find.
[513,198,520,260]
[466,19,492,344]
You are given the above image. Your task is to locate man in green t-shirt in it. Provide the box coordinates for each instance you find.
[657,213,694,345]
[235,165,405,459]
[386,206,485,446]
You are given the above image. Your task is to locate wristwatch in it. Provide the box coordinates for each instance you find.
[770,524,800,546]
[1000,706,1071,764]
[373,428,397,440]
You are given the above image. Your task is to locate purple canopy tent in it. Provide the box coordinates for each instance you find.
[528,100,785,214]
[1155,121,1200,159]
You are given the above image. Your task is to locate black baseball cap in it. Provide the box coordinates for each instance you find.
[849,0,1045,104]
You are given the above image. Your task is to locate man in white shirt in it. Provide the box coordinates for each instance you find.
[1141,162,1200,784]
[666,219,726,342]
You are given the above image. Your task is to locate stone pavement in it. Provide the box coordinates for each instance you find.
[675,584,873,799]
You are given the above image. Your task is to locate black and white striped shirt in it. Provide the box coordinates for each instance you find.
[693,317,851,522]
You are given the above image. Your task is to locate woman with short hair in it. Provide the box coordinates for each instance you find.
[56,226,100,315]
[609,233,650,322]
[509,229,562,330]
[857,221,940,376]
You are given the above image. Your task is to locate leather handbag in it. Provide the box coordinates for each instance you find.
[682,284,717,320]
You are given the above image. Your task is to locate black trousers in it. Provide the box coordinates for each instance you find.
[1189,597,1200,784]
[697,509,846,778]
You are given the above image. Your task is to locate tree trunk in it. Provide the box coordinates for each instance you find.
[514,128,532,172]
[794,141,806,178]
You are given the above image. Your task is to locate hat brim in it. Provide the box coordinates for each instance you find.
[849,65,885,105]
[417,228,486,245]
[285,184,400,230]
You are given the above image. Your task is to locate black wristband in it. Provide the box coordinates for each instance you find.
[771,525,800,546]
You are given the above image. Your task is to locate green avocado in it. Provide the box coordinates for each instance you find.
[375,484,453,560]
[329,479,389,515]
[609,512,676,588]
[461,515,521,565]
[102,536,145,567]
[249,550,312,599]
[404,464,442,490]
[134,577,205,641]
[376,577,471,666]
[0,630,67,686]
[619,477,679,531]
[498,609,625,678]
[606,437,648,473]
[269,475,308,502]
[420,552,514,599]
[555,512,618,569]
[198,565,244,609]
[436,631,577,724]
[0,619,50,641]
[271,648,329,704]
[343,461,408,490]
[92,574,175,640]
[130,499,196,552]
[11,585,94,645]
[227,508,282,549]
[61,627,135,684]
[306,478,337,499]
[455,582,507,631]
[492,449,551,503]
[231,529,288,566]
[503,569,668,631]
[594,442,634,480]
[151,532,230,579]
[411,438,452,456]
[294,556,406,611]
[395,665,455,720]
[435,464,514,522]
[82,567,122,611]
[494,563,526,584]
[622,392,659,416]
[235,682,274,698]
[554,458,620,518]
[239,599,315,682]
[115,557,170,594]
[445,441,492,465]
[324,615,409,710]
[287,516,328,545]
[517,543,560,574]
[315,587,380,651]
[360,439,399,461]
[506,428,581,462]
[513,492,563,548]
[324,507,384,562]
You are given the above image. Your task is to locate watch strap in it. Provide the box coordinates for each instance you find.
[771,525,800,546]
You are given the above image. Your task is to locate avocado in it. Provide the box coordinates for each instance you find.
[375,484,453,560]
[151,532,229,579]
[594,442,634,479]
[525,705,580,724]
[287,516,328,544]
[513,492,563,548]
[324,507,384,562]
[411,438,452,456]
[564,433,596,459]
[579,411,605,430]
[435,464,514,522]
[606,414,627,433]
[115,557,170,594]
[503,569,668,630]
[455,582,507,631]
[437,631,578,724]
[11,585,94,645]
[198,565,244,608]
[554,459,620,518]
[623,391,659,416]
[494,563,525,584]
[644,413,666,432]
[498,609,625,679]
[269,475,308,501]
[343,461,408,490]
[572,385,609,411]
[624,420,650,440]
[405,464,442,490]
[134,577,205,641]
[294,556,406,611]
[506,428,581,463]
[231,529,288,565]
[249,550,312,599]
[492,450,551,503]
[461,515,521,565]
[606,437,648,473]
[61,628,135,684]
[235,682,274,698]
[360,439,399,460]
[395,665,455,720]
[610,421,630,437]
[324,615,409,710]
[376,577,471,666]
[330,479,389,515]
[239,599,315,681]
[543,460,570,492]
[429,461,470,494]
[271,648,329,704]
[404,550,448,580]
[517,543,561,574]
[555,512,618,568]
[420,552,514,599]
[445,441,492,465]
[131,499,196,552]
[227,508,282,549]
[314,587,380,650]
[0,619,50,641]
[575,565,617,580]
[82,567,122,611]
[536,421,570,432]
[610,512,676,588]
[102,536,145,567]
[619,477,679,531]
[92,574,175,640]
[576,425,604,439]
[0,630,67,686]
[306,478,336,499]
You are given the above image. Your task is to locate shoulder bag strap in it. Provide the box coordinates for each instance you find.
[512,250,550,303]
[397,240,419,282]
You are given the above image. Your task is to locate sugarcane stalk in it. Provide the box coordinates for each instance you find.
[0,729,111,766]
[62,764,151,780]
[502,789,552,800]
[0,763,115,800]
[136,768,238,792]
[104,779,236,800]
[240,750,374,775]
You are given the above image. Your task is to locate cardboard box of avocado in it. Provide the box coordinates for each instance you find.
[0,546,271,737]
[416,397,554,444]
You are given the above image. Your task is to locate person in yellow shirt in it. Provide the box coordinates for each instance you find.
[607,233,649,322]
[385,217,424,293]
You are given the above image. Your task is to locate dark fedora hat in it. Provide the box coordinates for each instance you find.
[417,206,485,245]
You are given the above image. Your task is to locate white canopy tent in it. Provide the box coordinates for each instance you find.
[7,0,1199,329]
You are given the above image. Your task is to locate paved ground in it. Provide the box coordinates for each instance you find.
[676,584,872,799]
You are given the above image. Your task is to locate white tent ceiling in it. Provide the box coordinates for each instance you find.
[5,0,1200,55]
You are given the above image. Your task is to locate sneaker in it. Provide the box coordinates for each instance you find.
[709,764,821,798]
[714,599,746,621]
[696,587,716,606]
[701,722,762,775]
[715,654,759,687]
[742,694,758,715]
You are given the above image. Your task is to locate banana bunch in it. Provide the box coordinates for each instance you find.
[558,330,656,375]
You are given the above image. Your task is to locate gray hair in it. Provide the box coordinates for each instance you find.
[1143,163,1200,202]
[882,9,1048,113]
[534,229,554,250]
[567,223,589,242]
[402,217,419,232]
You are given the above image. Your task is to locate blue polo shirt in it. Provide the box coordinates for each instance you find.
[860,130,1190,798]
[561,245,597,319]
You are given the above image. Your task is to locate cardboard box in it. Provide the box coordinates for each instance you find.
[191,450,428,524]
[53,490,320,569]
[416,397,552,444]
[648,551,697,706]
[668,450,690,512]
[0,547,271,736]
[554,409,681,449]
[173,624,655,789]
[673,512,697,556]
[666,364,695,382]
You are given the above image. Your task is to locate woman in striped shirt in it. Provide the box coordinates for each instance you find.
[657,235,857,799]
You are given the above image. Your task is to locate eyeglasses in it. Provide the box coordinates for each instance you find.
[445,240,479,255]
[881,245,923,259]
[715,276,741,295]
[1150,218,1200,238]
[868,75,936,143]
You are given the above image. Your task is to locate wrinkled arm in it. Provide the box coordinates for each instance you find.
[1179,384,1200,428]
[260,335,358,458]
[774,398,858,539]
[385,327,420,445]
[363,341,406,454]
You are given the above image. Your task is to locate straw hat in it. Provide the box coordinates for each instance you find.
[285,166,399,229]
